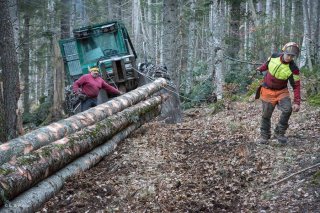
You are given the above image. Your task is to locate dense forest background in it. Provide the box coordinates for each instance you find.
[0,0,319,142]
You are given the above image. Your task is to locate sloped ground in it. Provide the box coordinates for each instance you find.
[40,100,320,212]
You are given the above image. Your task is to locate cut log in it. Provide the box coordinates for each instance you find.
[0,96,164,205]
[0,78,167,166]
[0,122,144,213]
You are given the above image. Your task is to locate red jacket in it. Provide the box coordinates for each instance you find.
[73,74,120,98]
[257,53,301,105]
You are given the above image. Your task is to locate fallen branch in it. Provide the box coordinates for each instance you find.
[266,162,320,188]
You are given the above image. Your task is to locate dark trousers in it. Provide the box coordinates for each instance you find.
[260,97,292,139]
[81,97,98,112]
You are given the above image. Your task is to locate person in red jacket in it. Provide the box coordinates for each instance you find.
[73,67,123,112]
[256,42,301,144]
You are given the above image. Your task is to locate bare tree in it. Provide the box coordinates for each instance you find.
[162,0,182,123]
[300,0,313,70]
[0,0,21,141]
[185,0,196,95]
[289,0,296,41]
[210,0,225,100]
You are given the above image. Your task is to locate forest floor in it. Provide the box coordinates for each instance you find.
[40,99,320,213]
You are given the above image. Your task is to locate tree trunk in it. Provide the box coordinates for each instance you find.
[0,78,167,165]
[161,0,182,123]
[281,0,286,43]
[0,80,4,143]
[0,96,164,205]
[289,0,296,41]
[185,0,196,95]
[0,0,21,141]
[314,0,320,62]
[132,0,140,44]
[227,0,241,70]
[21,14,30,114]
[0,121,145,212]
[210,0,224,100]
[271,0,277,52]
[300,0,313,70]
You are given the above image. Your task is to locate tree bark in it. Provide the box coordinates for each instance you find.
[210,0,224,100]
[0,96,164,205]
[21,14,30,114]
[185,0,196,95]
[289,0,296,41]
[0,78,167,165]
[161,0,182,123]
[0,0,21,141]
[300,0,313,70]
[0,121,144,212]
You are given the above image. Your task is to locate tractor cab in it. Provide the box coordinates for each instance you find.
[59,21,142,114]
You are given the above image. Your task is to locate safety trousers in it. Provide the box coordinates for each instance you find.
[260,88,292,139]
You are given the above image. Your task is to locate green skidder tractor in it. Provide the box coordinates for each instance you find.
[59,21,144,114]
[59,20,181,123]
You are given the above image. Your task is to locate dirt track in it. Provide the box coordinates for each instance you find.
[40,100,320,212]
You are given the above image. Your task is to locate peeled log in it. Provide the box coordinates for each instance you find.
[0,122,144,213]
[0,78,167,165]
[0,96,164,205]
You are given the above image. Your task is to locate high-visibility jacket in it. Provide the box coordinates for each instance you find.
[257,53,301,105]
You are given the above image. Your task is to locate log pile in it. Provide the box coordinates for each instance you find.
[0,78,168,212]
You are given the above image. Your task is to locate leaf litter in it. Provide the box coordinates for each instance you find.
[40,101,320,212]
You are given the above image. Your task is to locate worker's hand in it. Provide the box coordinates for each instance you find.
[119,91,124,95]
[78,93,87,101]
[77,88,83,94]
[292,104,300,112]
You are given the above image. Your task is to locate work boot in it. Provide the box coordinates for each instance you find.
[274,127,288,144]
[274,132,288,144]
[257,136,269,144]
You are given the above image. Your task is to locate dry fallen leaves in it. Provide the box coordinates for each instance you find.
[40,102,320,212]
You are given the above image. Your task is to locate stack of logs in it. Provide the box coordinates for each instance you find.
[0,78,168,213]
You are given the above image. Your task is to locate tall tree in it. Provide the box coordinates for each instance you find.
[289,0,296,41]
[300,0,313,70]
[185,0,196,95]
[210,0,225,99]
[226,0,242,66]
[21,13,30,114]
[162,0,182,123]
[0,0,21,141]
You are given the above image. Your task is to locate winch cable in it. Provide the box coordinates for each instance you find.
[132,66,204,102]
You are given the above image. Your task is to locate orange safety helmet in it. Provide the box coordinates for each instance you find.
[282,42,300,56]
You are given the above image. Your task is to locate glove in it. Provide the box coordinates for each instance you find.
[78,93,87,101]
[292,104,300,112]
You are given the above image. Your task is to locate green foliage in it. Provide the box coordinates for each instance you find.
[307,94,320,107]
[302,66,320,107]
[23,102,51,126]
[224,63,256,93]
[192,61,208,77]
[302,67,320,94]
[311,170,320,185]
[181,78,213,109]
[245,78,261,97]
[208,100,225,114]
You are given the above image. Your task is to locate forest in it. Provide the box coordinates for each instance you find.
[0,0,319,141]
[0,0,320,211]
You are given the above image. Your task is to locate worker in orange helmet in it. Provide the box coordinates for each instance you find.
[255,42,301,144]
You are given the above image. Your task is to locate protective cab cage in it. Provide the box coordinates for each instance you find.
[59,21,142,114]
